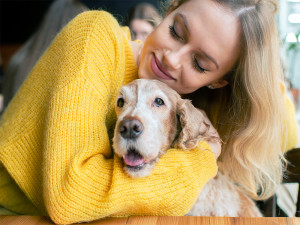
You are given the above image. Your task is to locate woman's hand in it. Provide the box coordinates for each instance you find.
[198,109,222,159]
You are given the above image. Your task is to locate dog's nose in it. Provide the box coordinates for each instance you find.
[119,119,143,139]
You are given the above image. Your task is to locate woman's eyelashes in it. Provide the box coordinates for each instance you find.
[168,23,207,74]
[193,56,207,73]
[169,24,184,42]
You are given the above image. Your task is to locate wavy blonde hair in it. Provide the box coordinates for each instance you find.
[168,0,287,200]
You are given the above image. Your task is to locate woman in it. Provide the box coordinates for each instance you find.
[0,0,298,224]
[125,2,162,41]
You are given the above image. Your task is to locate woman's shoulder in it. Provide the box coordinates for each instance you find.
[60,10,129,45]
[36,10,132,91]
[74,10,117,22]
[69,10,122,32]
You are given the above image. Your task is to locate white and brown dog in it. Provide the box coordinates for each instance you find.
[113,79,262,217]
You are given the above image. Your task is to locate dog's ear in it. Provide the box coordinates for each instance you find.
[173,99,210,150]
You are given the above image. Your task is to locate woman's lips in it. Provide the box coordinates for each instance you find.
[151,54,175,80]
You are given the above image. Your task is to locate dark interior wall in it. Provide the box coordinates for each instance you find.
[0,0,54,44]
[0,0,161,45]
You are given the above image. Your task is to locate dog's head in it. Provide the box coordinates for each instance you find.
[113,79,209,178]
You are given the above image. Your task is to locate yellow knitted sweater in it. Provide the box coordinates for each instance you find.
[0,11,218,224]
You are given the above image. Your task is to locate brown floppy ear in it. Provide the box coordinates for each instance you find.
[172,99,210,150]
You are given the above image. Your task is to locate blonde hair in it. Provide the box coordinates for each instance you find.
[169,0,287,200]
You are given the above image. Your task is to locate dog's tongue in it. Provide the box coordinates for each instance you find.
[124,151,145,166]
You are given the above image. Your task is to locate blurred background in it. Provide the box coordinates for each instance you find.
[278,0,300,148]
[279,0,300,111]
[0,0,161,73]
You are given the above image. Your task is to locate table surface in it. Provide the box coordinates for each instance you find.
[0,216,299,225]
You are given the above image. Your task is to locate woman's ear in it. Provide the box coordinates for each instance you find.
[211,79,228,89]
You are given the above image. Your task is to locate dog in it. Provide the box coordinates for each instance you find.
[113,79,262,217]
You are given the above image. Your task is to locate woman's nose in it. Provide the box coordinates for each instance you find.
[162,49,184,70]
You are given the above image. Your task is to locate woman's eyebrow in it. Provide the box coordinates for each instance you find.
[201,50,219,70]
[177,13,219,70]
[177,13,190,34]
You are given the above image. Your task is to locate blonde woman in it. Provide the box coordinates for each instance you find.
[0,0,298,224]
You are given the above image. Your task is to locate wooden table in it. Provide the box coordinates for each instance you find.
[0,216,299,225]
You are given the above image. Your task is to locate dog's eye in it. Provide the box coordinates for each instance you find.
[154,98,164,107]
[117,97,125,108]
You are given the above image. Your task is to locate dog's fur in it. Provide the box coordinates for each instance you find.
[113,79,262,217]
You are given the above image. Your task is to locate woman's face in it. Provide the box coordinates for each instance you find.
[138,0,241,94]
[130,19,154,42]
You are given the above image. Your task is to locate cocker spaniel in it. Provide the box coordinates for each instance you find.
[113,79,262,217]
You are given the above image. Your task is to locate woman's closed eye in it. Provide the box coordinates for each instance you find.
[169,24,184,42]
[193,56,207,73]
[169,23,207,74]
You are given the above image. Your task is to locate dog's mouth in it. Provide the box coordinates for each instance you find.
[123,148,151,170]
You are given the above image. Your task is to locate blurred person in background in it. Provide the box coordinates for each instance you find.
[125,3,162,41]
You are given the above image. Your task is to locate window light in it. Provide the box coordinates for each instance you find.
[286,33,298,42]
[288,14,300,23]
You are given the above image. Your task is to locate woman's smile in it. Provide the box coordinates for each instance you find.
[151,54,176,80]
